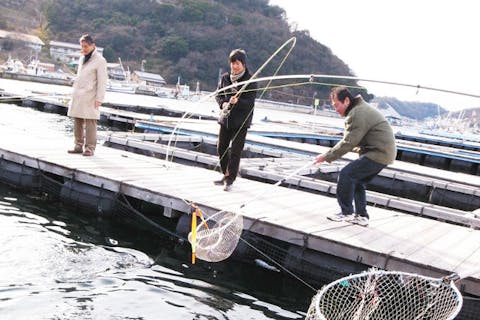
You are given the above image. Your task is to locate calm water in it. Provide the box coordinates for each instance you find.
[0,102,313,320]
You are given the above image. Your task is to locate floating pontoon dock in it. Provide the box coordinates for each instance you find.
[0,124,479,300]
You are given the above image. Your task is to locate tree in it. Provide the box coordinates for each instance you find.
[161,36,189,62]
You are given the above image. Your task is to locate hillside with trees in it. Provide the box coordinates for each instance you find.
[1,0,364,105]
[2,0,466,121]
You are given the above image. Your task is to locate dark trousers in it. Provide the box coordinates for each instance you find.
[337,156,386,218]
[217,125,248,184]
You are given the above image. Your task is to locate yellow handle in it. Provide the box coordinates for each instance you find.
[191,209,197,264]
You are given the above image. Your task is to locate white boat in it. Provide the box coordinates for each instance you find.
[106,80,138,94]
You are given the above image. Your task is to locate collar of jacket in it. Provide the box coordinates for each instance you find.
[83,49,95,64]
[345,95,364,116]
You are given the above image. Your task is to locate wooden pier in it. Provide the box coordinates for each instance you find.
[101,131,480,227]
[0,123,479,298]
[1,78,480,301]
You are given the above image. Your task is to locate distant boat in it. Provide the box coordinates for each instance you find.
[106,80,138,94]
[0,57,73,86]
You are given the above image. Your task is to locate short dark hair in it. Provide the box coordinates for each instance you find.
[79,34,94,45]
[229,48,246,65]
[330,86,354,103]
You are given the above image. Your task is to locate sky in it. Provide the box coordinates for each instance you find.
[269,0,480,112]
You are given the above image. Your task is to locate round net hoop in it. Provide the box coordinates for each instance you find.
[188,210,243,262]
[305,270,463,320]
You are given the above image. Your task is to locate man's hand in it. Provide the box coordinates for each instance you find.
[95,101,102,108]
[229,96,238,105]
[314,154,325,164]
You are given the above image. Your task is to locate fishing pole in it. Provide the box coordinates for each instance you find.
[164,37,297,163]
[219,37,297,116]
[211,74,480,99]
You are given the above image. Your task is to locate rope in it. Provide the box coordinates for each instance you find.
[154,37,324,291]
[117,193,185,240]
[240,160,315,209]
[214,38,297,173]
[164,37,297,168]
[238,236,317,292]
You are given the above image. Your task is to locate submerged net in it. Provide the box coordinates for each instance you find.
[305,270,463,320]
[188,210,243,262]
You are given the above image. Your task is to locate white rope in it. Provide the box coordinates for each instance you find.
[164,37,297,163]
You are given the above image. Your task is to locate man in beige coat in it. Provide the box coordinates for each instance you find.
[67,34,107,156]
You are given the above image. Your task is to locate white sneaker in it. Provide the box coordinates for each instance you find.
[327,213,354,222]
[352,216,369,226]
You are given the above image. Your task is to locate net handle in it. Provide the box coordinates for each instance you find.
[445,266,480,282]
[195,159,316,234]
[240,159,317,209]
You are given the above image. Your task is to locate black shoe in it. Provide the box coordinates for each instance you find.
[213,178,225,186]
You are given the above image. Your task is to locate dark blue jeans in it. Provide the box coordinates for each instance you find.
[337,156,386,218]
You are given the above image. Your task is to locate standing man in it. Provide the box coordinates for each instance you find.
[315,87,397,226]
[214,49,257,191]
[67,34,107,156]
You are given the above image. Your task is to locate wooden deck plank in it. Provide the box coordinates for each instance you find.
[408,227,480,272]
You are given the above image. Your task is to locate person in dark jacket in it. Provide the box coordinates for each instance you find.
[214,49,257,191]
[314,87,397,226]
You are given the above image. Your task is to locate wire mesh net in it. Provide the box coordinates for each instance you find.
[305,270,463,320]
[188,210,243,262]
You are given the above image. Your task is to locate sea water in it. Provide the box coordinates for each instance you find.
[0,102,313,320]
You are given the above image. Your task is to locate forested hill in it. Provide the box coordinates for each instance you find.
[2,0,459,120]
[1,0,365,104]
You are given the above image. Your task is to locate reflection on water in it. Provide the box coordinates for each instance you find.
[0,184,309,320]
[0,103,312,319]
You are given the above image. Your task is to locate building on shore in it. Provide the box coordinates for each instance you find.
[0,29,44,53]
[131,70,166,87]
[49,40,104,65]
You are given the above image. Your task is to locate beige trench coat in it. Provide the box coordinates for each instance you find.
[67,50,107,119]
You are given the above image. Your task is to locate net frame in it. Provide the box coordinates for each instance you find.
[188,210,243,262]
[305,270,463,320]
[188,159,315,263]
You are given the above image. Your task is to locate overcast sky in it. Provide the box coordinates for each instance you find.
[269,0,480,111]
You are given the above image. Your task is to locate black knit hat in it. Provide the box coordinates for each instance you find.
[229,49,246,66]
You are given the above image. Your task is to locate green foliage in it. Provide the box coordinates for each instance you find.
[161,36,189,61]
[0,15,8,29]
[230,15,244,25]
[37,0,358,100]
[102,47,115,62]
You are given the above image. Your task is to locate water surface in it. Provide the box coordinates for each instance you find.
[0,102,313,320]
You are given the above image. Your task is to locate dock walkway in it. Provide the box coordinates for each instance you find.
[0,124,479,297]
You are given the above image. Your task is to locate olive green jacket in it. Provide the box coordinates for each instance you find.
[322,97,397,165]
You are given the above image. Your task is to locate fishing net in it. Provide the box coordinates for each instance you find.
[188,210,243,262]
[305,270,463,320]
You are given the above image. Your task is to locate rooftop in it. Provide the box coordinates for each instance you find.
[0,29,44,46]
